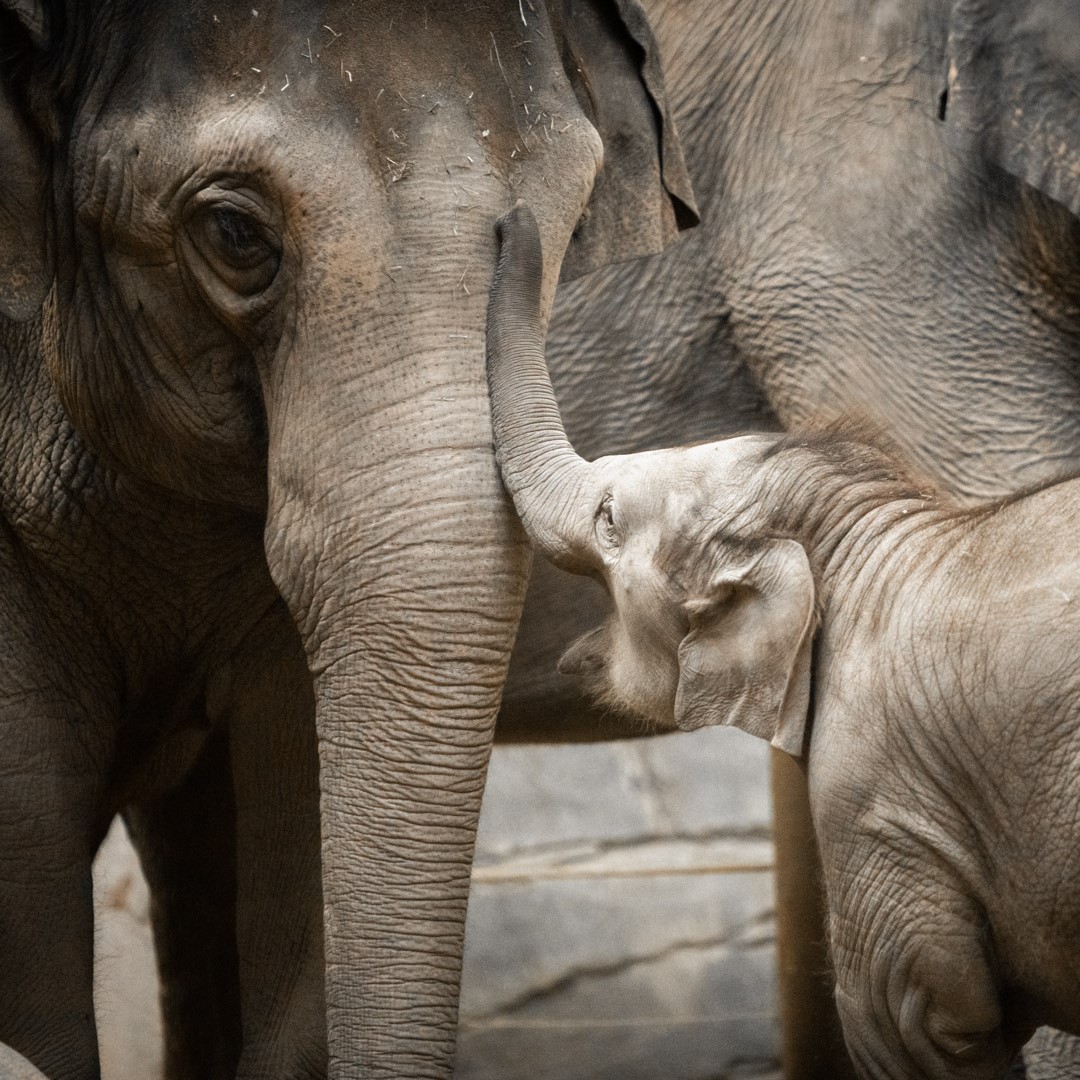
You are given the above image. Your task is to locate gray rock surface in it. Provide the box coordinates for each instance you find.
[92,727,780,1080]
[1024,1028,1080,1080]
[93,819,164,1080]
[457,729,779,1079]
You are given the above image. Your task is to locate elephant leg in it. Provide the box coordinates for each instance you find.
[770,749,857,1080]
[124,728,243,1080]
[0,713,99,1077]
[771,754,1031,1079]
[0,538,107,1076]
[223,604,326,1080]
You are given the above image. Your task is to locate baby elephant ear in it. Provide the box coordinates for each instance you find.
[674,539,816,758]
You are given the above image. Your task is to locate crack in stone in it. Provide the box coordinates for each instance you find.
[474,826,774,869]
[620,744,678,833]
[464,910,776,1022]
[708,1061,783,1080]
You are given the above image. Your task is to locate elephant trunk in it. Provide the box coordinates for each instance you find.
[486,205,600,572]
[262,217,531,1075]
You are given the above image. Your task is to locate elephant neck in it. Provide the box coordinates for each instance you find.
[758,438,950,605]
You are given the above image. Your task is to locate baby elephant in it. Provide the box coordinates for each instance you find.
[486,206,1080,1079]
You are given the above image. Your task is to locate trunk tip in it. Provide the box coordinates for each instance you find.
[496,199,533,232]
[495,202,541,263]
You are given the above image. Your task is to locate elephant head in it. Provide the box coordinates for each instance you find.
[0,1,695,1074]
[488,206,814,751]
[488,205,1078,1080]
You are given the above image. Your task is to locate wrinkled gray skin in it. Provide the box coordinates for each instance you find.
[486,205,1080,1080]
[501,0,1080,1073]
[505,0,1080,732]
[0,1,692,1077]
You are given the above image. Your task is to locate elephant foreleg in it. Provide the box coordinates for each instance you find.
[0,769,97,1079]
[0,565,101,1077]
[224,603,326,1080]
[770,749,857,1080]
[123,727,243,1080]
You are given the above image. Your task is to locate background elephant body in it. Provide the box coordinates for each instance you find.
[0,0,690,1076]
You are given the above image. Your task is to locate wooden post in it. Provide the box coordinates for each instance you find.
[770,748,858,1079]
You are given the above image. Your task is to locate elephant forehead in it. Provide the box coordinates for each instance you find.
[112,1,594,177]
[605,436,768,522]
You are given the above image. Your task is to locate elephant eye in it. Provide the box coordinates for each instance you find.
[189,200,281,297]
[212,209,266,266]
[596,495,620,549]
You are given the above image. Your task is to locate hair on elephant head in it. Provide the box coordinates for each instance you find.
[488,204,1080,1080]
[0,1,696,1076]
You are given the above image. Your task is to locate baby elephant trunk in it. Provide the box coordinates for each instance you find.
[486,204,599,571]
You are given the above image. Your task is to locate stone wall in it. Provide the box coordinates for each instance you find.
[93,726,780,1080]
[94,821,164,1080]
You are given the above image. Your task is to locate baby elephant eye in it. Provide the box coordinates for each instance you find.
[596,495,619,548]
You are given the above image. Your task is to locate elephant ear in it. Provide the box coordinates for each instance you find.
[0,0,52,321]
[551,0,699,282]
[945,0,1080,218]
[674,539,817,759]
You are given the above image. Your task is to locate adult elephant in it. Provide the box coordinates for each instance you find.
[0,1,693,1077]
[501,0,1080,1076]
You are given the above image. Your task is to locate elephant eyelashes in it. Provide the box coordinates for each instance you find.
[212,209,265,264]
[596,495,620,550]
[190,203,281,297]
